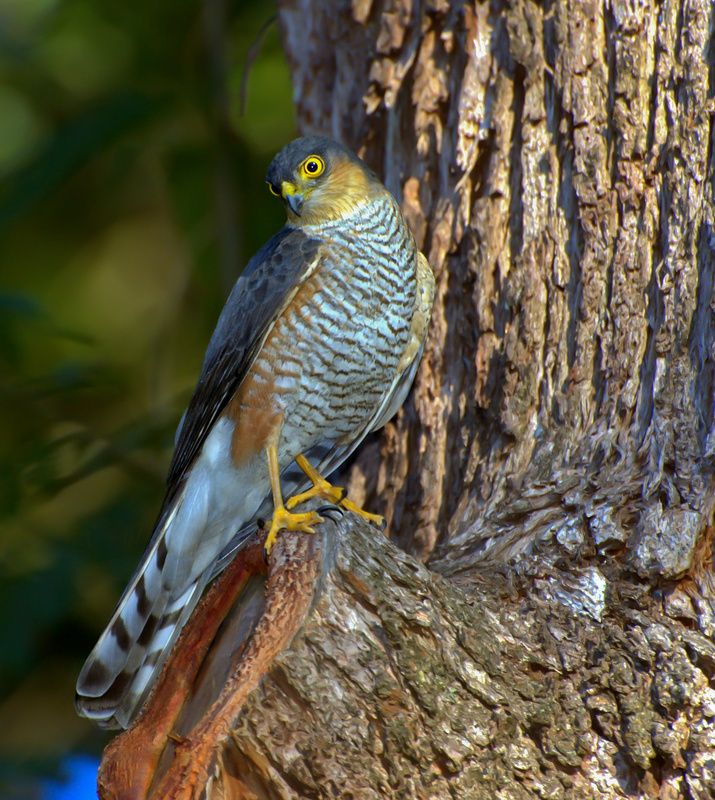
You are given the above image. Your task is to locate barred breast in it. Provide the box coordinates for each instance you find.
[256,193,419,471]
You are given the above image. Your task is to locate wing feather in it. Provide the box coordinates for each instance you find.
[167,226,321,494]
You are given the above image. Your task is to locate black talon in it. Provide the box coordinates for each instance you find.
[317,504,345,522]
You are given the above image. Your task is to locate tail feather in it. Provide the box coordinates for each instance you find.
[75,498,210,729]
[76,531,169,699]
[75,578,206,729]
[121,583,203,717]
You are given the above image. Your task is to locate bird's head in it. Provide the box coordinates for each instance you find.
[266,136,381,226]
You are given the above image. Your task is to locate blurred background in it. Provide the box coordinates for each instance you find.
[0,0,295,796]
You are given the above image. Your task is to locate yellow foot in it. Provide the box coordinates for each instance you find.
[264,505,323,556]
[286,478,346,509]
[340,498,386,531]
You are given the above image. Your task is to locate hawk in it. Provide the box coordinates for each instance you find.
[76,135,435,729]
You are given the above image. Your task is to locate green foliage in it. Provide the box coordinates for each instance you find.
[0,0,296,789]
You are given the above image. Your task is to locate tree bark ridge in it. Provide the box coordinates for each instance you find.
[279,0,715,605]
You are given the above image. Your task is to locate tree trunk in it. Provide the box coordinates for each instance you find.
[98,0,715,797]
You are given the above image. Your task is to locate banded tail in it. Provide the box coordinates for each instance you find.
[75,512,207,728]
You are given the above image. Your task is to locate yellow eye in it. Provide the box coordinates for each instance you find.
[267,182,281,197]
[300,155,324,179]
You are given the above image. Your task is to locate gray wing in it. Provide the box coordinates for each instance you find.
[166,226,321,496]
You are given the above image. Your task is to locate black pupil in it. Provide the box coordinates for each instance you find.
[306,160,318,173]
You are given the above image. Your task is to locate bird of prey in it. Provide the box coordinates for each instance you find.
[75,135,435,730]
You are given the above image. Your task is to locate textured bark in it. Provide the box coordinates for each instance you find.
[98,0,715,797]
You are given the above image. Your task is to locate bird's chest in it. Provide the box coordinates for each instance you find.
[252,229,416,435]
[294,235,414,377]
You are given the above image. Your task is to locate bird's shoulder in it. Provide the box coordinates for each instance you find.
[165,225,322,493]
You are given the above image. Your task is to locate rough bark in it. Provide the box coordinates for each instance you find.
[98,0,715,797]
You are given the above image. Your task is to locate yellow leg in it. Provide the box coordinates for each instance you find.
[287,454,386,531]
[286,454,346,507]
[264,445,323,555]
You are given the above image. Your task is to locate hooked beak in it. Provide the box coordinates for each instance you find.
[281,182,304,216]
